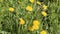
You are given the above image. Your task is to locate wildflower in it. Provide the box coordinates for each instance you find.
[33,20,39,26]
[29,0,34,3]
[42,5,47,10]
[29,26,34,31]
[26,6,33,11]
[40,30,47,34]
[41,11,47,17]
[32,25,39,30]
[9,7,14,12]
[37,1,41,5]
[19,18,25,25]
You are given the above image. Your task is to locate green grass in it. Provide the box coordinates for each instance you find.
[0,0,60,34]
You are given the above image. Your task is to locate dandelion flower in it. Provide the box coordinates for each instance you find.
[9,7,14,12]
[42,5,47,10]
[33,20,39,26]
[41,11,47,17]
[19,18,25,25]
[37,1,41,5]
[32,25,39,30]
[29,0,34,3]
[29,26,34,31]
[40,30,47,34]
[26,6,33,11]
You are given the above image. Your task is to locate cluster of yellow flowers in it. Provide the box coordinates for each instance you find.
[30,0,41,5]
[26,0,47,17]
[29,20,47,34]
[42,5,47,17]
[8,0,47,17]
[8,0,47,34]
[29,20,39,31]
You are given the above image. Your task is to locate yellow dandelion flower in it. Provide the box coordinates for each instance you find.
[40,30,47,34]
[29,26,34,31]
[29,0,34,3]
[41,11,47,17]
[9,7,14,12]
[32,25,39,30]
[37,1,41,5]
[19,18,25,25]
[42,5,47,10]
[33,20,39,26]
[26,6,33,11]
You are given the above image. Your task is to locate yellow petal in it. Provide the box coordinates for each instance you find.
[29,0,34,3]
[9,7,14,12]
[41,11,47,17]
[40,30,47,34]
[26,6,33,11]
[37,1,41,5]
[19,18,25,25]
